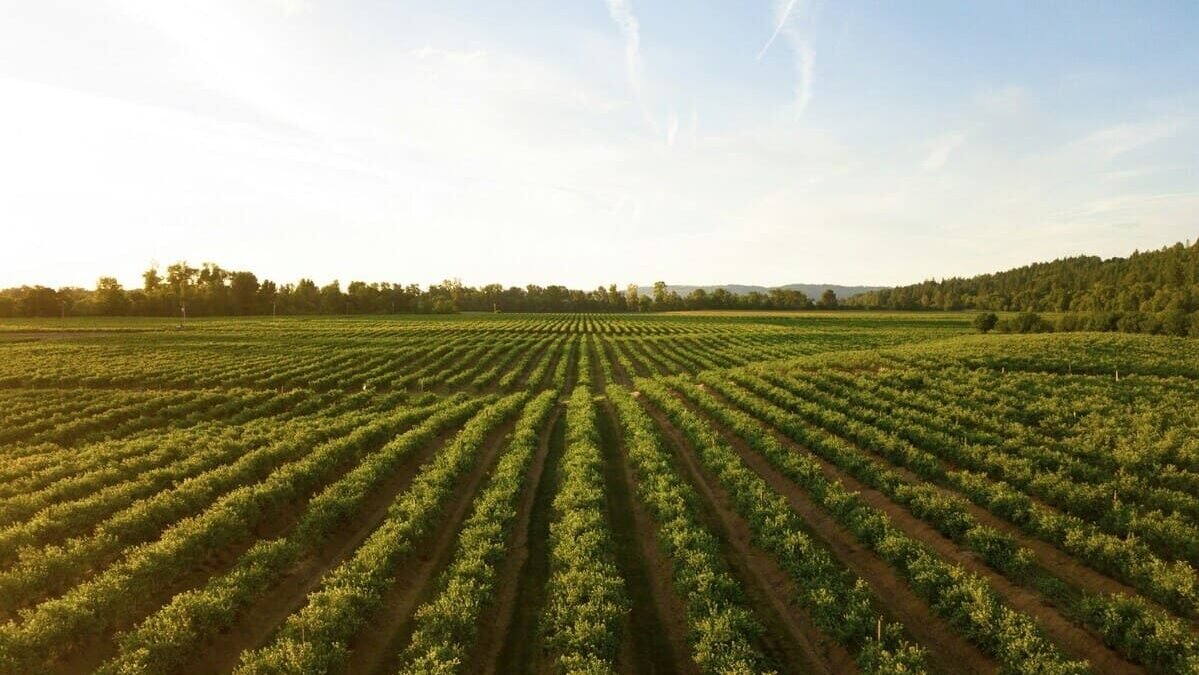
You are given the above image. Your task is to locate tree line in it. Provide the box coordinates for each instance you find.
[848,238,1199,338]
[850,240,1199,314]
[0,263,839,317]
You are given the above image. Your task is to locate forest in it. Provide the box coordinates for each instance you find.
[850,241,1199,314]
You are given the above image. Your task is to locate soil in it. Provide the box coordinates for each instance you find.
[705,390,1143,674]
[602,340,635,387]
[476,408,564,675]
[596,400,697,675]
[343,416,519,674]
[50,414,437,674]
[188,425,465,674]
[638,397,861,675]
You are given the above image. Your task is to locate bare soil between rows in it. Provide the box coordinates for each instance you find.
[639,395,859,675]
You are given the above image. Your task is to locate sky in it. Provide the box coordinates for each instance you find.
[1,1,1196,290]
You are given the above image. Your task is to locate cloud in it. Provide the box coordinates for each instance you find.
[603,0,649,124]
[756,0,799,61]
[921,130,968,171]
[666,112,679,146]
[1079,120,1181,161]
[757,1,814,120]
[1059,191,1197,220]
[789,37,814,119]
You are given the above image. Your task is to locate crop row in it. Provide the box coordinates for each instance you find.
[396,389,558,673]
[707,372,1199,672]
[232,392,528,673]
[540,386,628,673]
[659,376,1087,674]
[633,381,929,672]
[0,396,459,670]
[606,385,771,673]
[99,394,493,674]
[748,369,1199,619]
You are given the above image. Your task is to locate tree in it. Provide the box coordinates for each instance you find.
[973,312,998,333]
[15,286,59,317]
[229,271,259,315]
[294,278,320,313]
[142,265,162,292]
[199,263,230,315]
[626,284,640,311]
[652,281,669,308]
[95,277,129,315]
[319,280,344,313]
[166,262,198,311]
[609,284,623,311]
[258,280,278,315]
[819,289,838,309]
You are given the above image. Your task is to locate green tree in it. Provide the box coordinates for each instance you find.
[257,280,278,315]
[319,280,344,313]
[652,281,669,308]
[95,277,130,315]
[142,265,162,292]
[229,271,259,315]
[819,288,838,309]
[973,312,999,333]
[294,278,320,313]
[625,284,640,311]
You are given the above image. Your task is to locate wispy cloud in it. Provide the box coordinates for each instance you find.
[603,0,649,124]
[922,130,968,171]
[758,0,814,120]
[790,38,814,119]
[756,0,799,61]
[1058,191,1198,220]
[1079,120,1181,161]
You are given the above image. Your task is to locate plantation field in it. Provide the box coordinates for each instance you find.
[1,313,1197,674]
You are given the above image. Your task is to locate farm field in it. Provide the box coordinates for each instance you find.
[1,313,1198,674]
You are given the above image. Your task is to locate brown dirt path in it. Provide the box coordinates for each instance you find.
[643,390,1008,675]
[343,415,520,674]
[51,414,435,675]
[186,426,464,674]
[637,397,860,675]
[782,385,1191,627]
[601,339,635,387]
[473,407,563,675]
[597,399,697,675]
[695,388,1143,674]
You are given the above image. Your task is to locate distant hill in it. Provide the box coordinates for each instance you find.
[637,284,884,300]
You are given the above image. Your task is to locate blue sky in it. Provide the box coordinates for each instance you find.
[0,1,1195,289]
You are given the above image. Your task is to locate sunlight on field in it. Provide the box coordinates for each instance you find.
[2,315,1198,672]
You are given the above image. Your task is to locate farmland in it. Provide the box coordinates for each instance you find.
[0,313,1197,674]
